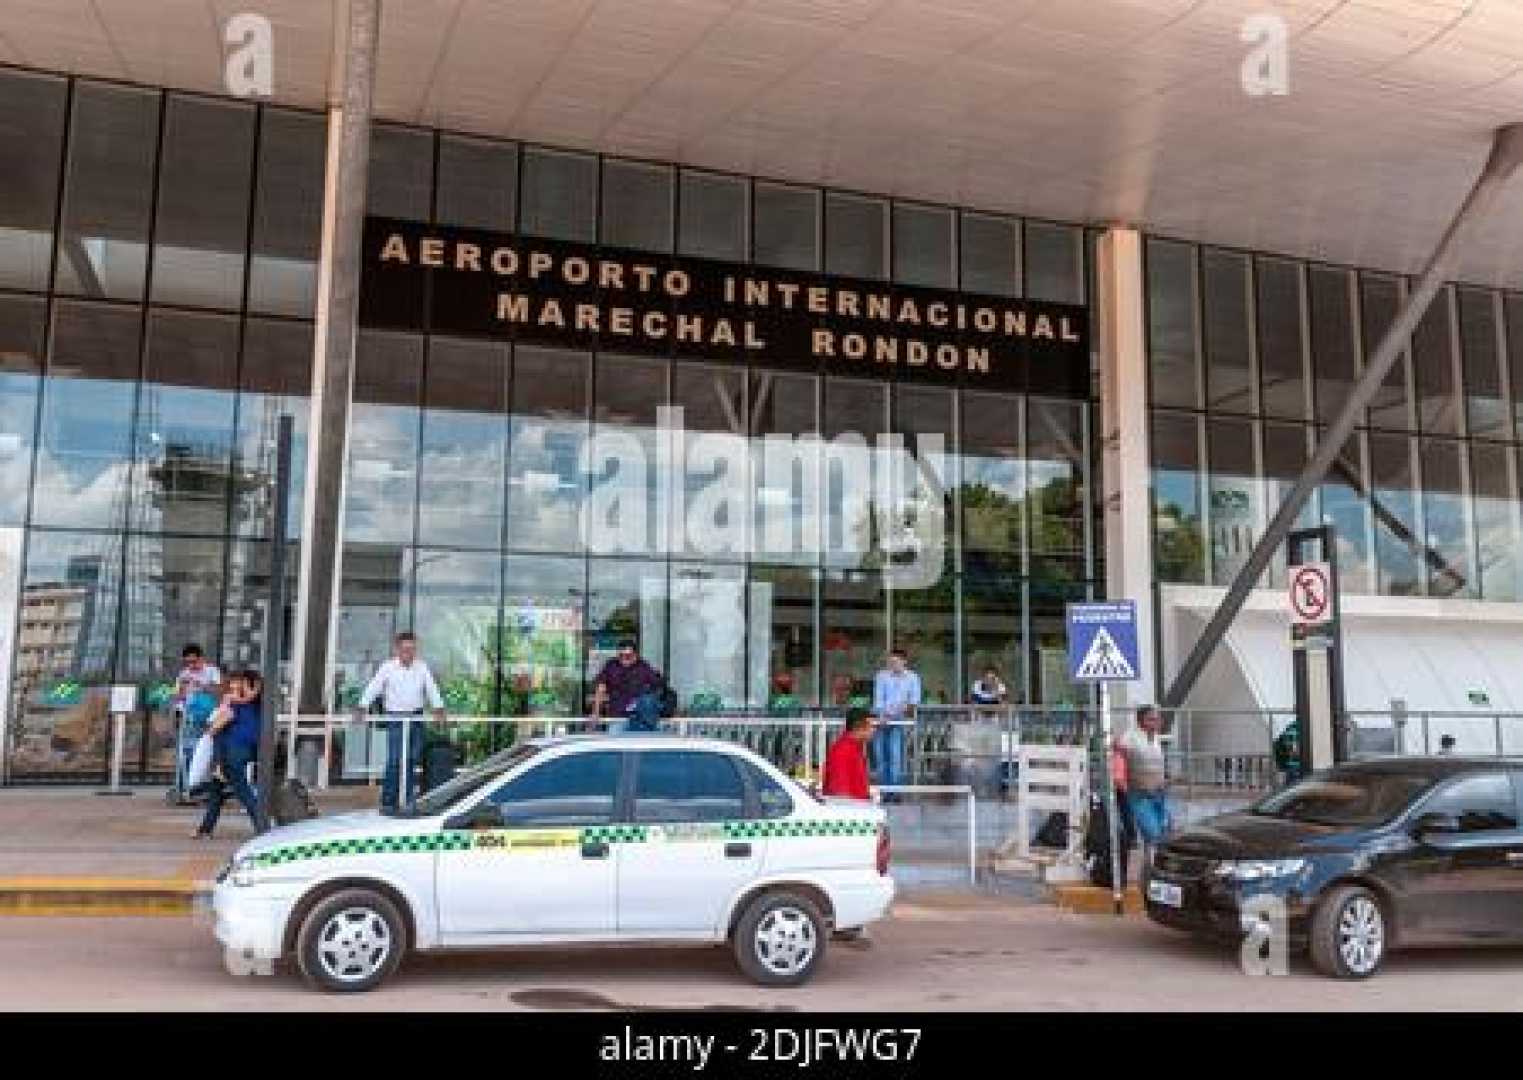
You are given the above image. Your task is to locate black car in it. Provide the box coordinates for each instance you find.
[1144,757,1523,978]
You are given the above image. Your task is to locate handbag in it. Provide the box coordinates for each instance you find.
[186,731,216,790]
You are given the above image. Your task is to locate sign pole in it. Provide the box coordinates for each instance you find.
[1101,679,1123,915]
[257,415,294,826]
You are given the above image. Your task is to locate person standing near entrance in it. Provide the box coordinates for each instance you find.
[591,638,667,732]
[174,644,222,786]
[821,708,874,800]
[354,632,446,812]
[1122,705,1172,866]
[872,648,921,795]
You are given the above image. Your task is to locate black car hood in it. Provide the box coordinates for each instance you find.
[1165,812,1363,858]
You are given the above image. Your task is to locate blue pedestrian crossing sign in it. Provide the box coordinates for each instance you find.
[1066,601,1142,682]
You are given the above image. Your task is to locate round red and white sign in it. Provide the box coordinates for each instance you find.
[1290,564,1331,624]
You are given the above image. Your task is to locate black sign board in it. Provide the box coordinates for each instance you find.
[359,216,1090,397]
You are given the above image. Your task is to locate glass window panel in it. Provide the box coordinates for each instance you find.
[750,371,819,567]
[332,541,412,710]
[502,553,585,717]
[1308,267,1357,426]
[417,336,508,549]
[55,83,160,301]
[345,330,423,545]
[1362,274,1411,431]
[1256,257,1308,421]
[366,125,433,220]
[1027,398,1086,584]
[1472,443,1520,602]
[1024,222,1082,304]
[410,549,500,716]
[600,159,673,253]
[961,390,1024,577]
[1201,249,1253,413]
[633,750,746,823]
[0,294,46,526]
[1368,433,1423,597]
[119,535,225,681]
[1414,288,1460,435]
[488,751,619,825]
[507,346,589,552]
[1146,239,1199,409]
[589,355,666,557]
[747,564,817,708]
[435,135,517,232]
[0,69,67,290]
[222,538,300,678]
[8,530,122,778]
[234,319,311,540]
[1319,430,1372,594]
[1459,288,1508,440]
[823,378,887,570]
[825,194,886,280]
[1261,422,1315,587]
[962,570,1024,705]
[132,310,239,535]
[678,171,746,261]
[585,557,667,691]
[892,577,957,705]
[958,213,1020,298]
[1031,580,1088,706]
[1421,438,1474,598]
[669,561,746,709]
[248,109,326,317]
[1207,417,1260,587]
[520,147,596,242]
[674,364,747,561]
[1508,295,1523,438]
[1151,411,1204,584]
[893,203,953,288]
[892,384,956,585]
[821,569,884,707]
[753,182,818,272]
[151,96,255,309]
[34,301,141,529]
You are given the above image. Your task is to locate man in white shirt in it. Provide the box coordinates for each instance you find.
[353,632,446,811]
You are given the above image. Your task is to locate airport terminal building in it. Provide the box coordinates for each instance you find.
[3,0,1523,780]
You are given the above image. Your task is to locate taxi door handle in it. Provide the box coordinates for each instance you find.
[581,841,610,859]
[725,842,752,859]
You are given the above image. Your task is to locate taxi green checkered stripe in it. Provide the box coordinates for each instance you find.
[251,832,471,866]
[581,824,648,845]
[723,819,877,840]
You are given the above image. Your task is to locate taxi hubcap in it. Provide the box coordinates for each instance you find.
[755,906,817,976]
[1337,896,1383,974]
[317,907,392,983]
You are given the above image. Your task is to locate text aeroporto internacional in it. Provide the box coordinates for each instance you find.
[376,228,1084,376]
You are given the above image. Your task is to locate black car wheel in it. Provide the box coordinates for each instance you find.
[1309,884,1386,979]
[733,890,827,987]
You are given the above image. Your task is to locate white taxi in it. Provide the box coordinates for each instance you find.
[213,735,894,992]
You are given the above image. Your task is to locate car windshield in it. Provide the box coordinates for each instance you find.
[1251,769,1436,826]
[390,744,541,817]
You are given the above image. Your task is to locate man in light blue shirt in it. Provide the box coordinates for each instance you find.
[872,648,921,792]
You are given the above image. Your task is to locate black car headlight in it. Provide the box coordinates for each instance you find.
[1211,858,1307,882]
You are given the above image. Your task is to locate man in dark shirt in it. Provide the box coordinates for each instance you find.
[592,639,666,732]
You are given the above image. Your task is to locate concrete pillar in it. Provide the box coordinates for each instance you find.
[291,0,380,714]
[1096,227,1157,707]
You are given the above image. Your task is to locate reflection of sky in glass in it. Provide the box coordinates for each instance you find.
[32,378,135,528]
[345,404,418,544]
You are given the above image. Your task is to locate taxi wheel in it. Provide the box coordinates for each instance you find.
[733,890,827,987]
[295,888,406,993]
[1309,885,1386,979]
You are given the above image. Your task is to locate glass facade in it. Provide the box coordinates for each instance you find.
[1146,236,1523,602]
[1,71,317,779]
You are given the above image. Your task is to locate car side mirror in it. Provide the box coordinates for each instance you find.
[1413,811,1461,839]
[445,803,502,831]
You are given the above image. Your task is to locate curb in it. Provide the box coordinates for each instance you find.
[1050,883,1144,916]
[0,877,210,918]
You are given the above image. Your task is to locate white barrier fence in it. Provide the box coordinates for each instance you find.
[1004,745,1088,879]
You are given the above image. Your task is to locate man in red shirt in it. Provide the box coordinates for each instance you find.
[822,708,874,800]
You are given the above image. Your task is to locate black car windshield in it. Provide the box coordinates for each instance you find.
[1251,769,1436,826]
[390,744,541,817]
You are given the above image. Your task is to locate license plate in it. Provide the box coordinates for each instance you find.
[1148,880,1183,907]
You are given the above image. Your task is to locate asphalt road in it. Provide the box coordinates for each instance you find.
[5,893,1523,1011]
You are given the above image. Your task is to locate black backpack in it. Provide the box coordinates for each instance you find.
[1034,811,1069,849]
[1084,794,1131,888]
[270,778,319,826]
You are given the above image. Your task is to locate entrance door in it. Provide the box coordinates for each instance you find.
[436,750,623,939]
[617,749,762,936]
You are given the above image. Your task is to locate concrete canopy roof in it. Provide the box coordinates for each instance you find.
[4,0,1523,287]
